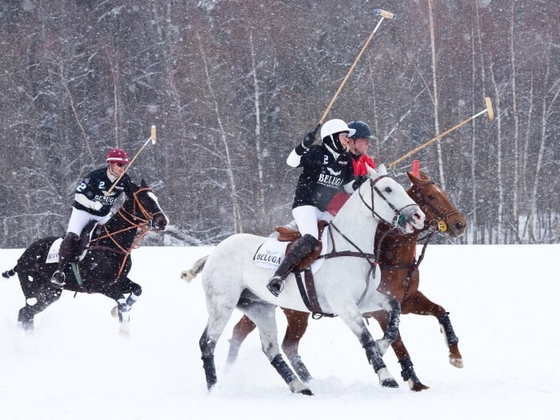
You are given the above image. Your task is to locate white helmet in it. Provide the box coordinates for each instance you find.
[320,119,356,140]
[320,119,355,153]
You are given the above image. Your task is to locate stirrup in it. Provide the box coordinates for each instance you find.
[50,270,66,287]
[267,276,285,297]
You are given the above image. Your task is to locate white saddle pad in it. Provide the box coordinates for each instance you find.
[253,229,328,274]
[46,238,63,264]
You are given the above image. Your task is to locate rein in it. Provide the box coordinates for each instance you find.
[378,182,459,297]
[318,176,415,305]
[89,187,160,279]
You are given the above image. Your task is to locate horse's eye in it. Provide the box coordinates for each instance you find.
[384,187,392,193]
[428,194,435,200]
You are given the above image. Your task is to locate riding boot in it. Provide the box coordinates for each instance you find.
[267,234,319,297]
[50,232,79,287]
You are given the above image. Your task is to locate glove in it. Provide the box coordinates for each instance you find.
[302,132,315,148]
[352,176,368,190]
[90,200,103,211]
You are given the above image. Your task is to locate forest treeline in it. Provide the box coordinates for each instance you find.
[0,0,558,247]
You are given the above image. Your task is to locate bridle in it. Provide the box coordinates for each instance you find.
[375,181,462,298]
[409,181,461,233]
[90,187,163,278]
[322,175,419,304]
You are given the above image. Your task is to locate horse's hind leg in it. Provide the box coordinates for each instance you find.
[403,291,463,368]
[240,302,312,395]
[18,273,62,331]
[200,294,239,392]
[281,308,313,382]
[226,314,257,366]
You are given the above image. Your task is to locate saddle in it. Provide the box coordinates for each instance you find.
[274,220,335,318]
[274,220,328,272]
[72,221,102,262]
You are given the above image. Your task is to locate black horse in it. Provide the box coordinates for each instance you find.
[2,179,168,335]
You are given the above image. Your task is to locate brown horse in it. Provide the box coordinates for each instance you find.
[226,170,466,391]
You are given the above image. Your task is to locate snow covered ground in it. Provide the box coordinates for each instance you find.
[1,244,559,420]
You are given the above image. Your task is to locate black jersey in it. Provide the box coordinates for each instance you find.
[73,167,132,216]
[292,144,355,211]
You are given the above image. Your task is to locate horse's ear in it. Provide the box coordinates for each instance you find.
[141,179,148,188]
[407,171,419,183]
[408,170,431,185]
[367,165,378,178]
[376,163,387,175]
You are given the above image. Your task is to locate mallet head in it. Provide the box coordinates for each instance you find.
[150,125,157,145]
[485,97,495,121]
[374,9,396,19]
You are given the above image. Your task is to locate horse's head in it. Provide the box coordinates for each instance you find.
[126,179,169,231]
[356,165,425,234]
[407,170,466,238]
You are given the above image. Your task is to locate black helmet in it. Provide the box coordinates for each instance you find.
[348,121,375,140]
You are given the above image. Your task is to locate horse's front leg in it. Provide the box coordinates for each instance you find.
[338,310,399,388]
[281,308,313,382]
[368,309,429,392]
[402,291,463,368]
[104,284,130,338]
[111,276,142,317]
[375,297,400,355]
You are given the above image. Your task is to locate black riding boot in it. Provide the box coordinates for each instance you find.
[267,234,319,297]
[50,232,79,287]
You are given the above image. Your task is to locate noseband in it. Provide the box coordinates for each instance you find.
[359,176,418,230]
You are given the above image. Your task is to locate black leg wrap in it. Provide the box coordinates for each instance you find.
[271,354,297,384]
[18,307,34,329]
[290,355,313,382]
[383,298,401,342]
[364,341,387,373]
[438,312,459,345]
[202,355,217,390]
[399,357,419,382]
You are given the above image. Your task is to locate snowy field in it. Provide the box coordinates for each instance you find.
[1,244,559,420]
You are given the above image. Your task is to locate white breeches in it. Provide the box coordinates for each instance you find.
[292,205,333,240]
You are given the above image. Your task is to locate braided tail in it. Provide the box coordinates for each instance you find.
[2,267,17,279]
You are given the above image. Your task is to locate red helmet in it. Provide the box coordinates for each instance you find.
[106,148,129,164]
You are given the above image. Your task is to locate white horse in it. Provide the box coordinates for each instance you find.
[184,166,425,395]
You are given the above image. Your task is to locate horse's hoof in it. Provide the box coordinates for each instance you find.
[289,379,313,395]
[410,381,430,392]
[298,388,314,396]
[119,321,130,338]
[450,357,464,368]
[380,378,399,388]
[20,321,34,332]
[110,306,118,318]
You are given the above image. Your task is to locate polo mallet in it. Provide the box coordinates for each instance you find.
[389,97,494,168]
[105,125,157,197]
[311,9,397,136]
